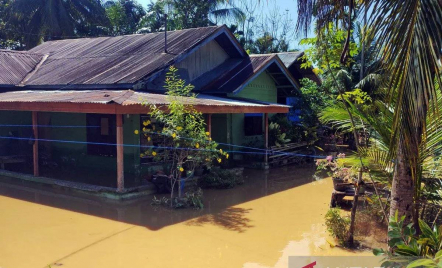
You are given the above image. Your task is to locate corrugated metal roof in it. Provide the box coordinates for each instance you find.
[200,54,299,94]
[0,90,128,104]
[276,52,322,85]
[276,52,304,68]
[18,26,223,86]
[199,55,274,94]
[0,50,43,85]
[0,90,289,109]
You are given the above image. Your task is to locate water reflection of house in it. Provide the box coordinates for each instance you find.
[0,25,316,193]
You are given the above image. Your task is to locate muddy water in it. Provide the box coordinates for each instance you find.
[0,165,373,268]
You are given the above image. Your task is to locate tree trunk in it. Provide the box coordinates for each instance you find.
[347,168,363,246]
[389,140,415,225]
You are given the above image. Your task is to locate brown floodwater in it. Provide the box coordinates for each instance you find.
[0,165,373,268]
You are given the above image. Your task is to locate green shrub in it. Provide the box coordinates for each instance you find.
[325,208,351,245]
[151,188,204,210]
[198,167,244,189]
[375,211,442,259]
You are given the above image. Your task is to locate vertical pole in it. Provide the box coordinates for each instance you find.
[206,114,212,138]
[264,113,269,167]
[164,14,168,53]
[116,114,124,192]
[32,111,39,176]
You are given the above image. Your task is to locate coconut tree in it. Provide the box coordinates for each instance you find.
[8,0,108,48]
[169,0,245,28]
[295,0,442,227]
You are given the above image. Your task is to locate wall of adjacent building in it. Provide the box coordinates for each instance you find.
[227,71,278,151]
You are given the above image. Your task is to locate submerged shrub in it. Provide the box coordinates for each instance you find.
[151,188,204,210]
[198,167,244,189]
[325,208,350,245]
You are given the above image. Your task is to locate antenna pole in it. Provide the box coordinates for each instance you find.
[164,14,168,53]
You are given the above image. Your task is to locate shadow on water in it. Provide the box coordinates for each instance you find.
[186,207,254,233]
[0,164,321,231]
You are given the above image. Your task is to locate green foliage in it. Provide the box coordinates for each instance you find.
[375,211,442,267]
[152,188,204,210]
[198,167,244,189]
[175,188,204,209]
[268,122,291,147]
[300,23,358,72]
[269,114,318,145]
[299,78,332,118]
[105,0,146,35]
[325,208,351,246]
[137,0,169,33]
[164,0,244,29]
[249,32,289,54]
[106,2,127,34]
[7,0,109,48]
[337,88,372,105]
[144,66,227,203]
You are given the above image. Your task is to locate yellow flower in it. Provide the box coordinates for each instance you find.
[176,126,183,131]
[219,149,223,153]
[195,143,200,149]
[217,158,222,163]
[205,132,210,136]
[143,127,147,132]
[209,138,212,141]
[134,130,139,135]
[147,136,151,142]
[140,153,144,158]
[143,120,151,126]
[179,167,184,172]
[172,133,177,138]
[226,154,229,159]
[152,151,157,156]
[205,158,210,162]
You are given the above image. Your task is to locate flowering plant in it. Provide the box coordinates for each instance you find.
[138,66,227,202]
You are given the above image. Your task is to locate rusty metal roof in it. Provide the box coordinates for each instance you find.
[12,26,240,86]
[0,90,289,109]
[0,50,43,86]
[200,54,299,94]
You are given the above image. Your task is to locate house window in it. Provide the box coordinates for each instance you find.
[244,114,263,136]
[86,114,116,157]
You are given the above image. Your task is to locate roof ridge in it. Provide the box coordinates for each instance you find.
[111,90,135,104]
[17,54,49,87]
[0,49,44,56]
[34,26,224,44]
[249,53,277,57]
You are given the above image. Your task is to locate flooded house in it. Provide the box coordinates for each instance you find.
[0,25,315,194]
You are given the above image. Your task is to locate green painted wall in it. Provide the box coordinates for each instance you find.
[0,111,142,177]
[226,72,278,151]
[229,71,278,103]
[0,111,33,169]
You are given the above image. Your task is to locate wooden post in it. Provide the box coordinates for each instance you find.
[264,113,269,167]
[116,114,124,192]
[206,114,212,138]
[32,111,39,176]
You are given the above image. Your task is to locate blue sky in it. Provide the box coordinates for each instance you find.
[137,0,309,49]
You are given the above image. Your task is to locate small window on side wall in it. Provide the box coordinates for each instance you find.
[244,114,263,136]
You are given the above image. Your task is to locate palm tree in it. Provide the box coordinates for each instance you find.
[169,0,245,29]
[104,0,146,35]
[8,0,108,48]
[295,0,442,226]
